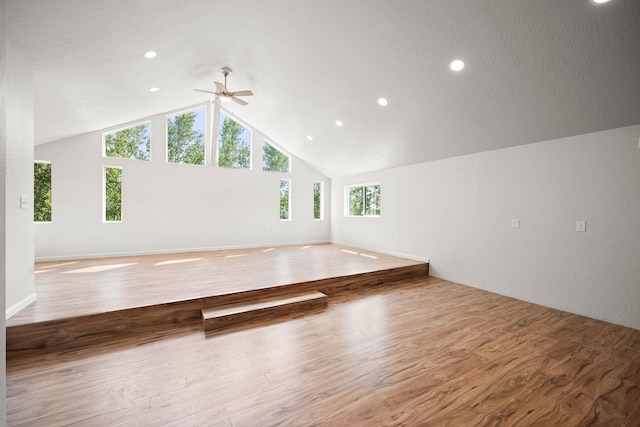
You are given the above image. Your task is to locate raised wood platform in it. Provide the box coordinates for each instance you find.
[202,291,328,333]
[7,244,429,356]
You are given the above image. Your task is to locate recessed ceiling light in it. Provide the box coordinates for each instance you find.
[592,0,610,3]
[450,59,465,72]
[306,135,314,141]
[149,87,159,92]
[335,120,343,127]
[144,51,157,59]
[377,98,388,106]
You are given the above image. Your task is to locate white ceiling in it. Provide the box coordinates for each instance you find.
[6,0,640,178]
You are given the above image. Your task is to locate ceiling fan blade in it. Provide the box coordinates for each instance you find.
[194,89,220,95]
[230,90,253,97]
[215,81,226,93]
[231,96,248,106]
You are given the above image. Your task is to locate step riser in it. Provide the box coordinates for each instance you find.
[202,292,327,333]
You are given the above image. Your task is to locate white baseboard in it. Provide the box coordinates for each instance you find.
[330,240,429,263]
[6,292,38,320]
[34,240,332,263]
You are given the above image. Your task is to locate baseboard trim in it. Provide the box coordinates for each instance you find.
[330,240,429,263]
[6,293,38,320]
[34,240,331,263]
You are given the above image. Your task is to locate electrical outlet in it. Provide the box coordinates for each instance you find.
[576,220,586,232]
[20,196,28,209]
[511,219,519,229]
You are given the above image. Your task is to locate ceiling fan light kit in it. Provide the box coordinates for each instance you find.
[194,68,253,106]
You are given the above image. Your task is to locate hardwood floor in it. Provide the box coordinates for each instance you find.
[7,276,640,426]
[7,245,428,353]
[10,244,423,326]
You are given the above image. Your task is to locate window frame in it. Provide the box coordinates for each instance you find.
[345,182,381,217]
[313,181,324,220]
[262,139,291,173]
[166,106,207,166]
[34,160,52,223]
[103,166,123,223]
[280,179,291,221]
[102,121,151,161]
[217,110,253,170]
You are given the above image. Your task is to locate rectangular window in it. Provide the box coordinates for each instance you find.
[218,112,251,169]
[313,181,323,220]
[103,122,150,160]
[104,167,123,222]
[280,179,291,220]
[34,161,52,222]
[346,183,380,217]
[167,108,205,165]
[364,184,381,216]
[263,141,290,172]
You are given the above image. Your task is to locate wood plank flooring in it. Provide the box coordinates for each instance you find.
[201,291,328,333]
[7,245,428,353]
[7,276,640,426]
[11,244,423,326]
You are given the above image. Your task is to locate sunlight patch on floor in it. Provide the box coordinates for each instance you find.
[154,258,202,266]
[63,263,136,274]
[38,261,79,269]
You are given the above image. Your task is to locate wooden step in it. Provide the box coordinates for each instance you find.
[201,291,328,333]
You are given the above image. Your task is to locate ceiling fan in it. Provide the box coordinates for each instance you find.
[195,68,253,106]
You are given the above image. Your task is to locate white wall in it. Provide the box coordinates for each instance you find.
[0,0,7,420]
[35,104,330,260]
[4,42,36,318]
[332,125,640,330]
[2,4,37,419]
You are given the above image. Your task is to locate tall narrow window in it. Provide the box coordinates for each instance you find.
[280,179,291,220]
[263,141,290,172]
[104,123,150,160]
[104,167,123,222]
[167,108,205,165]
[313,181,323,220]
[34,161,52,222]
[346,183,381,217]
[218,112,251,169]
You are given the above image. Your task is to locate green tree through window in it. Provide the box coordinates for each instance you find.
[348,184,380,217]
[313,181,323,220]
[263,141,289,172]
[365,185,381,216]
[104,123,150,160]
[280,179,290,220]
[105,167,122,221]
[349,186,364,216]
[218,113,251,169]
[34,162,52,222]
[167,109,205,165]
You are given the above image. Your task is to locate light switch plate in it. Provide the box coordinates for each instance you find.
[511,219,519,229]
[576,220,586,232]
[20,196,28,209]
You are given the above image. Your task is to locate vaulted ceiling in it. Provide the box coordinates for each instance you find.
[6,0,640,178]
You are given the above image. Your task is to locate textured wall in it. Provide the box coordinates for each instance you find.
[331,125,640,330]
[0,0,7,420]
[4,42,35,317]
[34,104,330,260]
